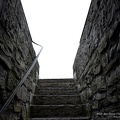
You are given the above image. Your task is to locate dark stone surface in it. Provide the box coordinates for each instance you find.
[32,95,80,105]
[0,0,39,119]
[73,0,120,119]
[30,105,86,118]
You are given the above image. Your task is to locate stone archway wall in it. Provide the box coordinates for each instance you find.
[0,0,39,119]
[73,0,120,119]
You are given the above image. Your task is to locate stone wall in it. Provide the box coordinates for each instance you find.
[73,0,120,119]
[0,0,39,120]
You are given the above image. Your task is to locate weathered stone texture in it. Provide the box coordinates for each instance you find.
[73,0,120,119]
[0,0,39,120]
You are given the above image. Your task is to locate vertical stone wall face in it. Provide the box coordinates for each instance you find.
[73,0,120,119]
[0,0,39,119]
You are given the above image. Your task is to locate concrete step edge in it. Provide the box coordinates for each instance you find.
[30,104,85,107]
[37,79,74,83]
[36,82,75,84]
[28,117,90,120]
[36,87,77,91]
[32,95,79,97]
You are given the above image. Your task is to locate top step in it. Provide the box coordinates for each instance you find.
[37,79,74,84]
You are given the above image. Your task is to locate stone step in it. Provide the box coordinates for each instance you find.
[35,88,78,95]
[29,105,86,118]
[28,78,87,120]
[32,95,80,105]
[36,82,76,89]
[37,79,74,85]
[28,117,90,120]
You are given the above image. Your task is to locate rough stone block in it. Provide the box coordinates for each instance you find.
[21,105,27,120]
[100,96,118,107]
[91,101,98,110]
[109,45,116,60]
[80,90,87,103]
[107,96,118,105]
[14,100,21,113]
[106,66,120,87]
[86,75,92,84]
[93,64,101,75]
[104,58,117,74]
[101,53,109,68]
[0,65,7,90]
[107,86,117,95]
[24,80,33,91]
[0,55,12,69]
[7,71,18,91]
[16,85,28,102]
[86,87,92,99]
[94,92,106,101]
[91,76,106,93]
[98,37,108,54]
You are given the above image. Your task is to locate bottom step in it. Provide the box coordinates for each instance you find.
[28,117,90,120]
[30,105,86,117]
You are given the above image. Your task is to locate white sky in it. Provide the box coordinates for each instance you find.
[21,0,91,78]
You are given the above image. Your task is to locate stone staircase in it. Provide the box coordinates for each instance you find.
[28,79,90,120]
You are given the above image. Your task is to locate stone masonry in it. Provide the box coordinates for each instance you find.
[0,0,39,120]
[73,0,120,119]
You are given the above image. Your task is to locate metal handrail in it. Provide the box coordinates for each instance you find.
[0,41,43,115]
